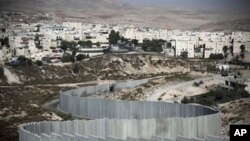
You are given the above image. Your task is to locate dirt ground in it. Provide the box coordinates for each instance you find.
[220,98,250,135]
[92,73,196,101]
[160,77,223,102]
[0,86,73,141]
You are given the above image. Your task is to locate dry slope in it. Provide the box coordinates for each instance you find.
[3,54,211,85]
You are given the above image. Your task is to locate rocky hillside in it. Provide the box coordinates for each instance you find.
[1,54,212,85]
[0,0,121,15]
[1,0,250,30]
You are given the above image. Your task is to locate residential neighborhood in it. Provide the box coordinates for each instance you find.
[1,12,250,65]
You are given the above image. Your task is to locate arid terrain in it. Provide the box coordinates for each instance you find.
[1,54,211,85]
[0,54,250,141]
[220,98,250,135]
[0,54,209,141]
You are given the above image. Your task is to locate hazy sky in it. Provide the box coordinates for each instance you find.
[121,0,250,12]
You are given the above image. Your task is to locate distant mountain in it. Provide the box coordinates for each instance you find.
[0,0,121,13]
[121,0,250,12]
[0,0,249,31]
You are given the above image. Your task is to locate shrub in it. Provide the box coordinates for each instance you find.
[12,56,33,67]
[193,82,200,87]
[0,66,4,78]
[209,53,224,60]
[35,60,43,66]
[185,88,250,106]
[181,96,189,104]
[76,54,88,61]
[61,53,75,63]
[72,64,80,74]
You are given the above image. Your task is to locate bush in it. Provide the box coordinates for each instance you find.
[5,56,33,67]
[27,59,33,66]
[193,82,200,87]
[61,53,75,63]
[209,53,224,60]
[35,60,43,66]
[76,54,88,61]
[72,64,80,74]
[180,51,188,59]
[184,88,250,106]
[181,96,189,104]
[142,39,165,52]
[0,66,4,78]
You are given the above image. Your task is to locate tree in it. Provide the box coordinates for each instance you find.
[202,44,206,58]
[17,56,33,66]
[61,53,75,63]
[120,36,127,43]
[35,35,39,41]
[223,46,228,58]
[167,42,172,48]
[109,30,120,45]
[86,40,92,48]
[181,96,189,104]
[231,55,240,65]
[240,45,246,60]
[1,28,6,33]
[240,45,246,52]
[60,40,69,51]
[35,60,43,66]
[115,32,120,41]
[76,54,88,61]
[60,40,77,51]
[240,53,245,60]
[0,66,4,78]
[0,37,9,47]
[36,24,41,32]
[96,42,101,48]
[72,64,80,74]
[142,39,165,52]
[78,41,86,47]
[131,39,139,46]
[229,46,234,56]
[209,54,224,60]
[180,51,188,59]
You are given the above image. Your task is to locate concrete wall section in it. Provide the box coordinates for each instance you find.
[19,79,223,141]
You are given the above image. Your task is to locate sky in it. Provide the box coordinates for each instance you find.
[121,0,250,12]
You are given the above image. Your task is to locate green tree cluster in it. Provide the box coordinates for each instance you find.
[61,53,75,63]
[76,54,89,61]
[0,66,4,78]
[78,40,92,48]
[209,53,224,60]
[181,88,250,106]
[180,51,188,59]
[0,37,10,47]
[60,40,78,52]
[223,46,228,58]
[109,30,120,45]
[240,45,246,60]
[142,39,165,52]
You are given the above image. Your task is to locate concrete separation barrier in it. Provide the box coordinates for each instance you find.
[19,79,225,141]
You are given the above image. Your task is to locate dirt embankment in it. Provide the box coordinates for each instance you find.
[1,54,213,85]
[0,86,75,141]
[220,98,250,135]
